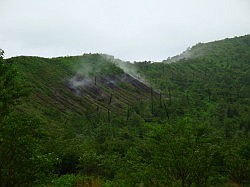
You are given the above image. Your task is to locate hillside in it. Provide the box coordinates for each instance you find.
[1,35,250,187]
[163,34,250,63]
[135,35,250,116]
[6,54,158,128]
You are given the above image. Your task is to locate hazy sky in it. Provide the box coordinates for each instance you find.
[1,0,250,61]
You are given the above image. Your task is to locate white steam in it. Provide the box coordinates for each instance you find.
[68,53,150,94]
[69,76,92,88]
[101,54,149,85]
[67,60,100,93]
[163,42,206,63]
[163,47,193,63]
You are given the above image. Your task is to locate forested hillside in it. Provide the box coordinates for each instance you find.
[0,35,249,187]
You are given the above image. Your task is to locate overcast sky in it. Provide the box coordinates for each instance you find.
[0,0,250,61]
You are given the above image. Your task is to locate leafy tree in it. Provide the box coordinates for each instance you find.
[0,49,26,117]
[0,49,56,186]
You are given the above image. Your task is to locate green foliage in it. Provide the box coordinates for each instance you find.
[0,49,57,186]
[51,174,77,187]
[0,113,40,186]
[1,35,250,186]
[0,50,27,116]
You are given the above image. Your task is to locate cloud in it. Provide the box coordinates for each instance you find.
[0,0,250,61]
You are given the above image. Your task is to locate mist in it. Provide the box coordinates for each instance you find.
[67,54,150,94]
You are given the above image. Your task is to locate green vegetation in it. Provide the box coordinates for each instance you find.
[1,35,250,186]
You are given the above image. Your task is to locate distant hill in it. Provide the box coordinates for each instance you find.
[163,34,250,63]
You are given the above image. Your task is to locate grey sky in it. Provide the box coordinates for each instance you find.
[1,0,250,61]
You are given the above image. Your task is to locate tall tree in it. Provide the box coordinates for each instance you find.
[0,49,26,116]
[0,49,55,186]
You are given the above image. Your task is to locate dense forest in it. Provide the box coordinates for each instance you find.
[0,35,249,186]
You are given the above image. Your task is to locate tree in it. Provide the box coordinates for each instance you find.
[0,49,26,117]
[0,49,56,186]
